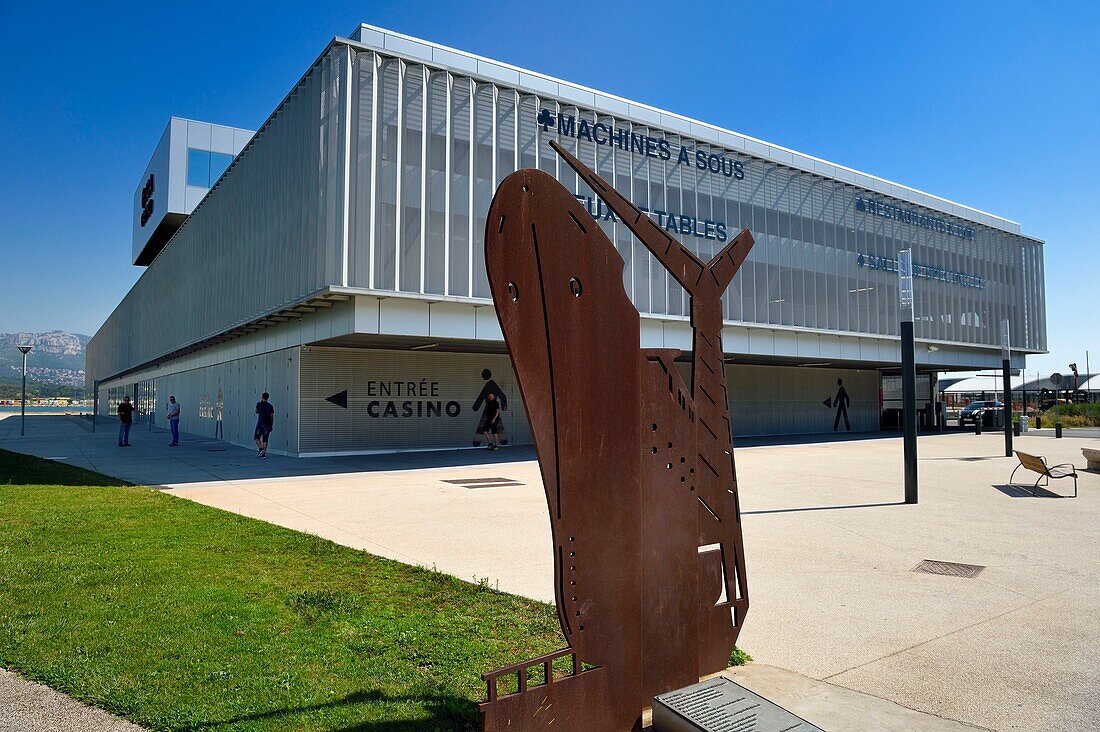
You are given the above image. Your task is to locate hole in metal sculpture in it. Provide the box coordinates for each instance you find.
[507,282,519,302]
[567,209,587,233]
[569,277,583,297]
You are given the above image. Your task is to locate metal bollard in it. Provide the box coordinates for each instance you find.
[975,419,982,435]
[1035,416,1041,429]
[1013,420,1021,437]
[1055,422,1063,439]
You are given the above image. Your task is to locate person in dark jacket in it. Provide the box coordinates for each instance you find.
[254,392,274,458]
[117,396,134,447]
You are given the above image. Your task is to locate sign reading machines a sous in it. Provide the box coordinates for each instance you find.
[538,108,746,181]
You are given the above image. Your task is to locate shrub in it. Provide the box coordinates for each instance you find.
[1042,402,1100,427]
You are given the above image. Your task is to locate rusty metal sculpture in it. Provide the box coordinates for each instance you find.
[480,140,754,730]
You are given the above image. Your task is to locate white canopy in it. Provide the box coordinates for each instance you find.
[942,375,1026,394]
[942,373,1098,394]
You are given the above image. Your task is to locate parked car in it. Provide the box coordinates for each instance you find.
[958,400,1003,426]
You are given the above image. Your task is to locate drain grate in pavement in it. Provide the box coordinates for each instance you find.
[912,559,985,578]
[442,477,523,489]
[207,448,228,452]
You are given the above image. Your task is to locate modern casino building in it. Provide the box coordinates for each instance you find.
[86,24,1048,455]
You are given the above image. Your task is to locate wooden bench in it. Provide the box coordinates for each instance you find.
[1010,451,1078,497]
[1083,447,1100,471]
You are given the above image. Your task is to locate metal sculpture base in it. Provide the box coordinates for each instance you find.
[480,141,755,730]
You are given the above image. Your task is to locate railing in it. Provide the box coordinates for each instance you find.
[482,648,590,702]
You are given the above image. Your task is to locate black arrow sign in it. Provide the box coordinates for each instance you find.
[325,390,348,409]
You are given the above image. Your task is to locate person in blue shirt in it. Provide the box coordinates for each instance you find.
[254,392,275,458]
[166,395,181,446]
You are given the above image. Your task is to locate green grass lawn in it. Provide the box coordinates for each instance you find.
[0,449,566,731]
[0,449,749,731]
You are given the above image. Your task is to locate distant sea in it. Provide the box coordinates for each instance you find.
[0,406,90,414]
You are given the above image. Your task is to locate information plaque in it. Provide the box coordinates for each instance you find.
[652,677,824,732]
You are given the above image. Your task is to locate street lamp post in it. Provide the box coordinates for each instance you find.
[898,250,918,504]
[17,344,33,437]
[1001,320,1012,458]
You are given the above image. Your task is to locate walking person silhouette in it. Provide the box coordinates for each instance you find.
[833,378,851,432]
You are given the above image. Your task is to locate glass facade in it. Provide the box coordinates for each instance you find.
[187,148,235,188]
[344,49,1046,354]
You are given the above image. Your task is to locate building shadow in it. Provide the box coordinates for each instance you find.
[0,448,129,487]
[188,688,478,731]
[1,416,1005,490]
[743,501,906,516]
[734,429,959,449]
[923,455,1007,462]
[992,483,1066,499]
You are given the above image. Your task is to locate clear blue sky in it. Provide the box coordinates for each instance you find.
[0,1,1096,377]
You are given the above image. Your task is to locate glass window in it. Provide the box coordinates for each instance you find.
[187,148,234,188]
[209,152,234,184]
[187,148,210,187]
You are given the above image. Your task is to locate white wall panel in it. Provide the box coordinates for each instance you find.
[474,306,504,340]
[429,302,476,338]
[378,299,430,336]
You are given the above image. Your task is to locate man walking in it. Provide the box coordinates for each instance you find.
[117,396,134,447]
[166,395,181,446]
[479,392,502,451]
[254,392,274,458]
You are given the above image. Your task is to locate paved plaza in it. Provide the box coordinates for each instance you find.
[2,414,1099,730]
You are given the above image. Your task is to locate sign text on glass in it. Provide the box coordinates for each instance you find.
[539,109,745,181]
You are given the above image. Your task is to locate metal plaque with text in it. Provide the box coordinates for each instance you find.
[653,677,824,732]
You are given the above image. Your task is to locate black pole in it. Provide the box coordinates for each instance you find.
[901,321,918,504]
[1002,358,1012,457]
[21,350,27,437]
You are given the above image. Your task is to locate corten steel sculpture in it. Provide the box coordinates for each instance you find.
[480,140,754,731]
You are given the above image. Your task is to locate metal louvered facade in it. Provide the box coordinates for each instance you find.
[87,48,349,385]
[86,24,1046,456]
[340,36,1045,354]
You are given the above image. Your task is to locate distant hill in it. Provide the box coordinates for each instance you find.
[0,331,89,394]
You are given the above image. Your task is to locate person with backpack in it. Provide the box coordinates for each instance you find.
[254,392,274,458]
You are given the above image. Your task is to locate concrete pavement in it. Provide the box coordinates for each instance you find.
[0,667,144,732]
[3,414,1099,730]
